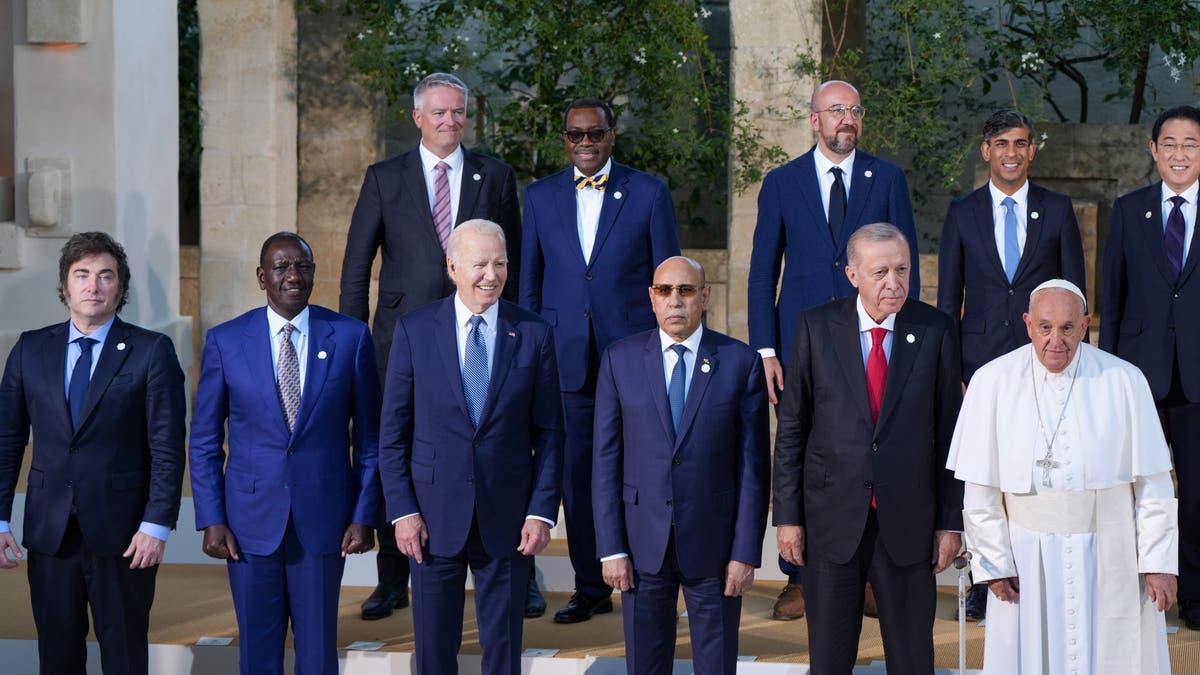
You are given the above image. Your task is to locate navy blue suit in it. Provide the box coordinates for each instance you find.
[190,305,381,675]
[520,161,679,596]
[0,317,186,675]
[1101,181,1200,602]
[938,182,1086,381]
[379,297,563,674]
[593,328,769,673]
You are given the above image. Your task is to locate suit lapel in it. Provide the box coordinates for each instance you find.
[75,317,133,433]
[403,152,443,252]
[293,312,335,438]
[876,305,923,436]
[589,163,630,267]
[1016,184,1047,282]
[476,303,519,432]
[841,153,878,253]
[434,298,473,428]
[643,333,675,443]
[830,300,873,425]
[553,170,588,268]
[971,187,1008,281]
[457,150,483,223]
[674,330,715,449]
[243,309,290,435]
[796,152,835,249]
[43,322,73,430]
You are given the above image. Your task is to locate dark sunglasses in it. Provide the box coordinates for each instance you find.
[650,284,701,298]
[563,128,612,144]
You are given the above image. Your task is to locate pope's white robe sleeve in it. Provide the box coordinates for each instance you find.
[1134,470,1178,575]
[963,482,1017,582]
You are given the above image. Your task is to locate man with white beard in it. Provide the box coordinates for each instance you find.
[946,279,1178,674]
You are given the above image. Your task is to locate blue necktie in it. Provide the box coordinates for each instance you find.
[1002,196,1020,283]
[1165,195,1187,281]
[668,344,688,433]
[463,315,489,428]
[69,337,97,428]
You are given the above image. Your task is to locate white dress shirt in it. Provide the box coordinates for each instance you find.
[1161,179,1199,264]
[419,143,465,232]
[990,180,1030,272]
[575,158,612,263]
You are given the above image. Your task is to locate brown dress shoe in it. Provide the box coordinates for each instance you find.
[863,582,879,618]
[772,583,806,620]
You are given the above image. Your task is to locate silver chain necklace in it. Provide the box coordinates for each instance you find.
[1029,348,1081,487]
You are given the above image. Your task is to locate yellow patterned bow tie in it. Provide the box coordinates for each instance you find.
[574,174,608,191]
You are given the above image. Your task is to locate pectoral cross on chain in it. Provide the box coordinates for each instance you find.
[1035,452,1060,487]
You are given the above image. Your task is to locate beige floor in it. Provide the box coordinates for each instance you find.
[2,564,1199,671]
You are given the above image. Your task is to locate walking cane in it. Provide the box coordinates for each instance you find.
[954,551,973,675]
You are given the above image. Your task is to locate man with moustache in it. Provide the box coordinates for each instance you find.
[380,220,562,674]
[748,79,920,620]
[593,256,770,674]
[339,72,532,618]
[948,280,1177,674]
[938,110,1086,619]
[1102,105,1200,630]
[0,232,187,675]
[191,232,381,675]
[520,97,680,623]
[773,223,962,674]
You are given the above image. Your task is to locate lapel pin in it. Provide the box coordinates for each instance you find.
[116,342,126,351]
[317,350,327,360]
[700,358,711,373]
[1030,211,1039,220]
[864,170,873,178]
[1145,211,1153,219]
[613,191,622,200]
[906,333,915,343]
[473,173,481,181]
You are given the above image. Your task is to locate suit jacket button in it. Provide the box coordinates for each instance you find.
[1008,289,1014,296]
[833,260,841,267]
[1174,292,1181,298]
[584,310,591,318]
[1002,320,1010,327]
[829,295,836,302]
[871,443,878,452]
[673,459,681,465]
[287,447,294,455]
[586,274,593,281]
[864,481,873,488]
[666,499,673,507]
[69,445,77,454]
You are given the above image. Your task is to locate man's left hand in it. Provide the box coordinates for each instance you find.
[723,560,755,597]
[517,519,551,556]
[123,531,166,569]
[341,523,375,557]
[1145,573,1178,612]
[931,530,961,574]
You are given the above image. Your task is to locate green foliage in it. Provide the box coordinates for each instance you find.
[178,0,201,245]
[330,0,784,230]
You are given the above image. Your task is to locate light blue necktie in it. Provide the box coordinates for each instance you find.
[668,344,688,433]
[463,315,489,428]
[1002,196,1020,283]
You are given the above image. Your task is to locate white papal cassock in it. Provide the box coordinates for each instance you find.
[946,342,1178,675]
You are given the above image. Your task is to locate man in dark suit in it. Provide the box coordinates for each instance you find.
[520,97,680,623]
[747,79,920,620]
[593,256,770,674]
[380,219,563,674]
[190,232,380,675]
[0,232,186,675]
[1101,105,1200,629]
[339,72,529,618]
[937,109,1085,619]
[774,223,963,674]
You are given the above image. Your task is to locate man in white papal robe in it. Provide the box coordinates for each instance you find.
[947,279,1178,675]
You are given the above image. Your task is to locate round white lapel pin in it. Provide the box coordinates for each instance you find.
[906,333,915,344]
[317,350,328,360]
[701,363,711,373]
[473,173,481,181]
[1030,211,1039,220]
[613,191,622,200]
[116,342,126,351]
[864,170,873,178]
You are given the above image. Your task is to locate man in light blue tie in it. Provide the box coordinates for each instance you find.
[592,256,770,674]
[379,219,563,674]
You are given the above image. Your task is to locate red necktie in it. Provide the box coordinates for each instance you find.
[866,327,888,508]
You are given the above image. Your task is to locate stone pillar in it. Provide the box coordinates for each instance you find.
[0,0,188,363]
[727,0,821,342]
[198,0,297,334]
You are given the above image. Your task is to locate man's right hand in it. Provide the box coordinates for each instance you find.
[0,532,23,568]
[988,577,1019,602]
[602,557,635,592]
[395,515,429,564]
[763,356,785,405]
[777,525,805,567]
[202,524,240,561]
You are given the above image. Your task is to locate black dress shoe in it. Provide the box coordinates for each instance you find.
[525,571,547,618]
[360,585,409,621]
[964,583,987,621]
[553,592,613,624]
[1181,600,1200,630]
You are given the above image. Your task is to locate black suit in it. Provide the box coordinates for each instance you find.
[339,145,521,595]
[773,298,962,674]
[938,182,1086,381]
[0,317,186,674]
[1101,180,1200,602]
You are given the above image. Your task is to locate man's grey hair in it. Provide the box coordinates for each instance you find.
[811,80,860,110]
[413,72,469,111]
[847,222,908,267]
[446,219,506,264]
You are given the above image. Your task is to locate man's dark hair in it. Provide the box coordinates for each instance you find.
[259,231,314,267]
[982,110,1035,143]
[57,231,131,312]
[563,97,616,130]
[1152,106,1200,142]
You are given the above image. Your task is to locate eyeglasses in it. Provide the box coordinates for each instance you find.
[650,284,701,297]
[563,128,612,144]
[1157,141,1200,155]
[815,105,867,120]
